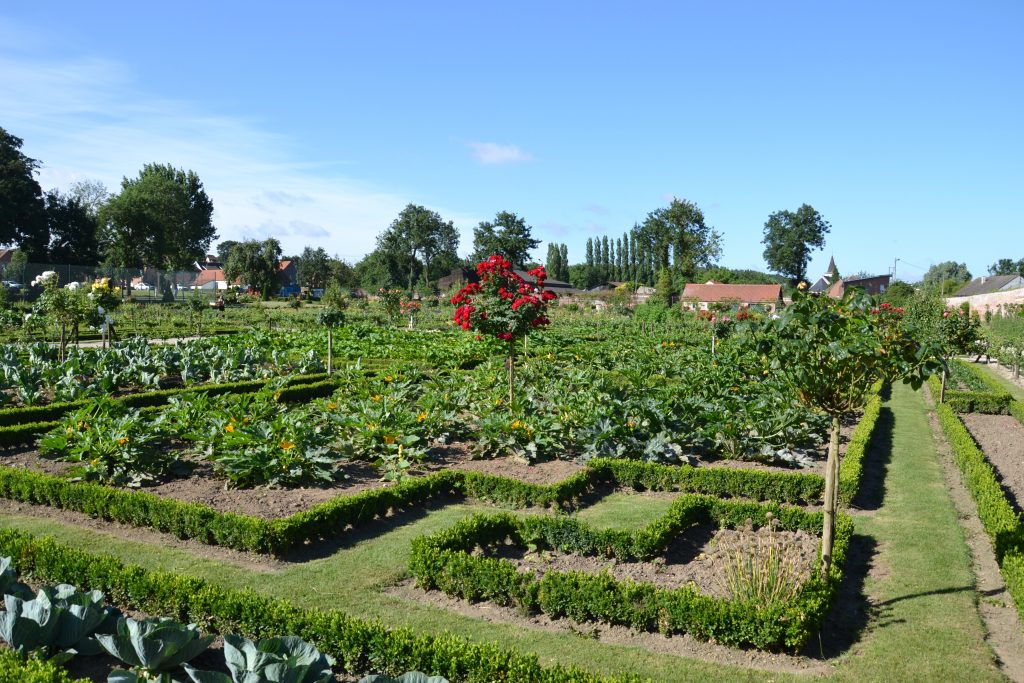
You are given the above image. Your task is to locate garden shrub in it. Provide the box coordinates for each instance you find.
[1010,400,1024,427]
[838,391,883,505]
[410,495,852,651]
[935,403,1023,559]
[929,371,1012,414]
[0,530,637,683]
[0,650,86,683]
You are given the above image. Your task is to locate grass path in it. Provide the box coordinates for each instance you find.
[0,384,1005,682]
[973,361,1024,401]
[828,383,1001,682]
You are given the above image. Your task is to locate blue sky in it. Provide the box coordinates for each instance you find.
[2,2,1020,281]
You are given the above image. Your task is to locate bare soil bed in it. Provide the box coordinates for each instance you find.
[960,412,1024,513]
[484,522,819,599]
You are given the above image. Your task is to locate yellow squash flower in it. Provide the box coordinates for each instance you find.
[225,424,235,433]
[280,440,296,450]
[417,411,427,423]
[383,435,396,444]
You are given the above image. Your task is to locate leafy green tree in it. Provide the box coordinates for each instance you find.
[224,238,282,300]
[377,204,459,292]
[0,127,46,257]
[749,288,937,576]
[922,261,971,288]
[5,250,27,284]
[558,243,569,281]
[328,257,357,289]
[68,179,109,217]
[654,267,675,307]
[545,244,563,282]
[881,280,916,306]
[45,190,100,264]
[354,248,408,291]
[639,199,720,283]
[99,163,216,270]
[216,240,239,264]
[988,258,1024,276]
[696,266,783,285]
[761,204,830,284]
[470,211,540,268]
[295,246,332,290]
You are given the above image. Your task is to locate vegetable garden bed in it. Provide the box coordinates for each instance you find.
[409,494,852,651]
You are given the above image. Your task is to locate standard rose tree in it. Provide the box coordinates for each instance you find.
[451,255,556,407]
[747,288,938,577]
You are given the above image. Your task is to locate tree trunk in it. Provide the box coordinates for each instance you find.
[327,327,333,375]
[940,363,947,403]
[59,324,66,363]
[821,415,841,579]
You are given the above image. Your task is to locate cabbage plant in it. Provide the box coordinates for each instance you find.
[358,673,449,683]
[99,616,213,682]
[0,556,31,601]
[183,633,335,683]
[0,584,117,662]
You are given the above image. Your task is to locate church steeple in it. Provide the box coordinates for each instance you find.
[825,255,838,278]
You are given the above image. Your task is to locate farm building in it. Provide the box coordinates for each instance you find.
[947,274,1024,315]
[680,282,784,312]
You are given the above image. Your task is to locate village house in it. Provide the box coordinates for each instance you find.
[680,282,784,313]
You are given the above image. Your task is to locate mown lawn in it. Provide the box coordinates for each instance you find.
[0,384,1004,682]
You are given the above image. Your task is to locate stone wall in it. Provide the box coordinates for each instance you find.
[947,287,1024,315]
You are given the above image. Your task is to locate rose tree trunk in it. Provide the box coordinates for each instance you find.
[821,415,841,578]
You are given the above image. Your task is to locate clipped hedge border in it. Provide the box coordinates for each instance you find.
[0,530,638,683]
[935,403,1023,559]
[0,651,85,683]
[0,372,333,427]
[587,457,825,504]
[1011,401,1024,427]
[0,456,828,555]
[838,392,883,505]
[410,494,853,652]
[934,402,1024,624]
[929,373,1012,415]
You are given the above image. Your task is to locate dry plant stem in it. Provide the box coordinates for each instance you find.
[327,328,333,375]
[507,343,515,411]
[820,414,840,578]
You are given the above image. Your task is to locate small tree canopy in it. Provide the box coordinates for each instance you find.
[224,238,282,300]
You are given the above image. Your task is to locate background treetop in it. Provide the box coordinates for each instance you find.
[761,203,830,284]
[99,163,216,270]
[470,211,540,268]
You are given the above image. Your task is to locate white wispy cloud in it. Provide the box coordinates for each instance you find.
[468,141,533,166]
[0,31,476,261]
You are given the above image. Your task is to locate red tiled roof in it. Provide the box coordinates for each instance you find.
[279,260,293,271]
[681,283,782,303]
[195,269,225,286]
